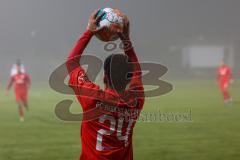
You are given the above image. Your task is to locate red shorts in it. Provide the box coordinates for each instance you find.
[219,81,229,91]
[15,90,28,103]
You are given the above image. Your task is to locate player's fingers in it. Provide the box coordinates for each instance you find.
[96,12,105,23]
[91,10,98,19]
[126,19,130,27]
[93,9,100,18]
[122,15,129,25]
[122,19,126,29]
[125,18,130,27]
[122,19,129,29]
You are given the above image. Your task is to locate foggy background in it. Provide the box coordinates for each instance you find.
[0,0,240,83]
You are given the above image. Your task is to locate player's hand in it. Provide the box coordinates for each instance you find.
[5,90,9,96]
[87,10,105,33]
[230,79,234,84]
[118,15,130,41]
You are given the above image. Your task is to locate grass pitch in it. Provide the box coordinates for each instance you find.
[0,81,240,160]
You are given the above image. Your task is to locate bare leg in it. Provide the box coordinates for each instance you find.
[17,102,24,122]
[23,101,29,112]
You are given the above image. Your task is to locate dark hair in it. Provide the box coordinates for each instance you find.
[104,54,133,91]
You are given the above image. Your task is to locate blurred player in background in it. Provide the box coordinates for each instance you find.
[6,60,31,122]
[217,60,233,105]
[11,59,26,76]
[66,11,144,160]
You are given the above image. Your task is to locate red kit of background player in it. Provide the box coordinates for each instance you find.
[66,11,144,160]
[7,61,31,122]
[217,61,233,104]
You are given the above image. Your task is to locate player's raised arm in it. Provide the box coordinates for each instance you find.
[66,30,93,73]
[118,17,144,93]
[66,10,105,73]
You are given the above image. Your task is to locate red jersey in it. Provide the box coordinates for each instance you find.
[11,73,30,93]
[67,30,144,160]
[217,65,232,83]
[7,73,30,102]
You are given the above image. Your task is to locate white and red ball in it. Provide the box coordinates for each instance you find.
[95,8,125,42]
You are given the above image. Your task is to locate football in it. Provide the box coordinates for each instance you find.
[95,8,125,42]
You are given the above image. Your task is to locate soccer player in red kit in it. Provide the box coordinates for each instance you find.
[217,60,233,105]
[66,11,144,160]
[6,62,31,122]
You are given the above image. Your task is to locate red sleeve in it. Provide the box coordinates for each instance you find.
[123,43,144,92]
[66,30,94,73]
[66,30,103,110]
[123,41,144,108]
[68,67,101,110]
